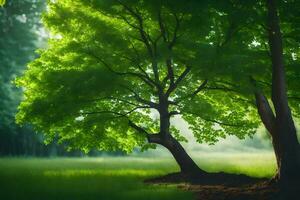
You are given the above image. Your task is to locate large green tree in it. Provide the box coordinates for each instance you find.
[17,0,258,174]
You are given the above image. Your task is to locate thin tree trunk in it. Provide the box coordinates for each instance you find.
[147,134,206,175]
[254,92,280,174]
[266,0,300,184]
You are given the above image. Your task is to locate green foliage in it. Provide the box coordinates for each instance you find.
[279,0,300,119]
[0,0,5,7]
[182,92,259,144]
[196,0,300,120]
[170,126,188,143]
[140,143,157,152]
[17,0,266,153]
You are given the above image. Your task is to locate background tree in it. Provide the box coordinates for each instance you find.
[16,0,258,175]
[0,0,85,156]
[0,0,46,156]
[193,0,300,185]
[264,0,300,188]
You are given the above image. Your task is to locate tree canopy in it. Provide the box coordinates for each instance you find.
[16,0,259,155]
[196,0,300,118]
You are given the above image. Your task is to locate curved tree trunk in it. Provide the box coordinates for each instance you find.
[147,134,206,175]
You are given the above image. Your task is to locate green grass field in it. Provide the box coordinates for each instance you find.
[0,153,276,200]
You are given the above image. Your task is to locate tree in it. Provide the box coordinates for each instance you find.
[0,0,50,156]
[17,0,258,175]
[263,0,300,193]
[193,0,300,186]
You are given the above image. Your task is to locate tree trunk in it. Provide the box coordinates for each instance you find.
[262,1,300,197]
[254,90,300,200]
[147,134,206,175]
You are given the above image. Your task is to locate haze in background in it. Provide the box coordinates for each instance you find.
[132,115,274,158]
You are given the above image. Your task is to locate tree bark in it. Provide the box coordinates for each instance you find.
[254,92,281,173]
[265,0,300,188]
[147,134,206,175]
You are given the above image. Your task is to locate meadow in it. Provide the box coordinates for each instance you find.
[0,152,276,200]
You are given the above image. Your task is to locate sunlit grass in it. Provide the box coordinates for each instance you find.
[0,153,276,200]
[195,152,276,178]
[0,157,188,200]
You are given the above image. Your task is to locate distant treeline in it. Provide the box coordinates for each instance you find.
[0,129,82,156]
[0,130,125,156]
[0,0,116,157]
[0,0,50,156]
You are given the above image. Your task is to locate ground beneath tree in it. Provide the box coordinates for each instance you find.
[145,172,281,200]
[180,182,279,200]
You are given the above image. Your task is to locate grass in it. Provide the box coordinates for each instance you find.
[0,152,276,200]
[195,152,277,178]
